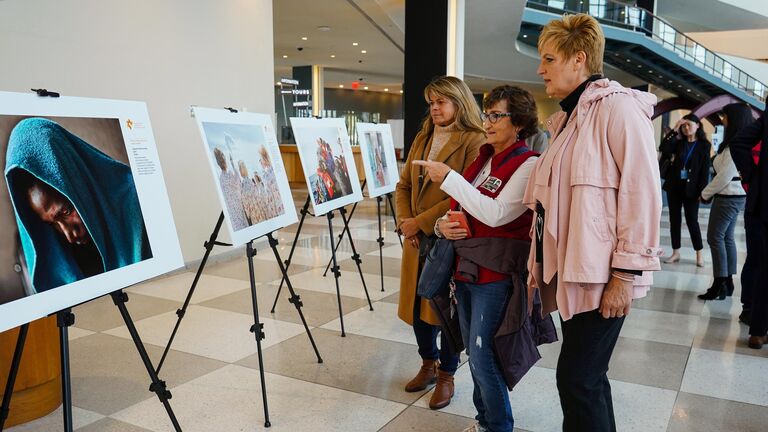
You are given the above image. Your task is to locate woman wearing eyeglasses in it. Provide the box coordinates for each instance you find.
[415,85,543,432]
[395,75,484,410]
[662,114,712,266]
[525,14,662,430]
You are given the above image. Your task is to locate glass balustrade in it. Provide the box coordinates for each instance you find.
[526,0,767,102]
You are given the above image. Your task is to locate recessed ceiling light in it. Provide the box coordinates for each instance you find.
[626,59,631,62]
[686,89,691,92]
[282,55,288,58]
[275,82,281,86]
[668,80,673,83]
[317,26,331,32]
[637,64,642,68]
[364,86,369,90]
[301,36,308,41]
[330,54,336,58]
[339,84,344,88]
[523,35,528,38]
[352,42,358,46]
[399,90,403,94]
[361,50,367,54]
[384,88,389,92]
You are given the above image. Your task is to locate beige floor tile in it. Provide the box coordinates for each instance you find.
[69,326,96,341]
[239,328,427,404]
[415,365,676,432]
[667,392,768,432]
[68,333,225,416]
[692,316,768,359]
[320,302,414,345]
[281,267,398,301]
[537,336,690,391]
[199,283,370,327]
[378,406,481,432]
[111,365,406,432]
[681,348,768,406]
[620,308,700,346]
[126,272,248,304]
[380,291,401,305]
[339,254,403,280]
[72,293,180,332]
[104,305,308,363]
[78,418,153,432]
[6,406,103,432]
[204,251,314,282]
[369,244,405,259]
[632,287,704,316]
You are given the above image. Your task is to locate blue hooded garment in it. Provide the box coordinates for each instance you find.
[5,118,152,294]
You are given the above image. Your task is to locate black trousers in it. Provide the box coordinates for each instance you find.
[666,189,704,250]
[749,219,768,336]
[557,310,625,432]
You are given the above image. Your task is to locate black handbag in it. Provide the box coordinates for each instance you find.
[416,238,454,299]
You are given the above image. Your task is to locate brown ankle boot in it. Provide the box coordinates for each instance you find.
[405,359,437,392]
[429,370,454,410]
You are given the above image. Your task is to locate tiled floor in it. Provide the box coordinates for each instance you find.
[10,194,768,431]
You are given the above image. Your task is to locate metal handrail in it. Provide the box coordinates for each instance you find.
[526,0,767,102]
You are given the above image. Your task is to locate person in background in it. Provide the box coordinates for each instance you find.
[414,85,540,432]
[729,107,768,349]
[663,114,711,267]
[525,14,662,431]
[395,75,484,410]
[698,103,752,300]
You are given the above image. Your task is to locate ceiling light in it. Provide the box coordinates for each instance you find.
[523,35,528,38]
[361,50,367,54]
[282,55,288,58]
[668,80,673,83]
[301,36,308,41]
[275,82,281,86]
[352,42,358,46]
[686,89,691,92]
[317,26,331,32]
[339,84,344,88]
[330,54,336,58]
[626,59,631,62]
[399,90,403,94]
[384,88,389,92]
[364,86,369,90]
[637,64,642,68]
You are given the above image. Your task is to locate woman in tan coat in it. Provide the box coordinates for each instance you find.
[395,75,484,410]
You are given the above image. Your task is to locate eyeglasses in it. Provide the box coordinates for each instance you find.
[481,112,513,123]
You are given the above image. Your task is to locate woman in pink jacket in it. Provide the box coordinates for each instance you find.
[524,14,662,431]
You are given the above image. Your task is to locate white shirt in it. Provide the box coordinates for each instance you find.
[701,147,746,200]
[439,156,538,228]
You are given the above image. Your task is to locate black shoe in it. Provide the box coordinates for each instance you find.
[698,278,727,300]
[725,277,735,297]
[739,309,752,326]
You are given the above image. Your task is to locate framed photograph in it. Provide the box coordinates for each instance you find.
[192,107,297,246]
[0,91,183,333]
[290,117,363,216]
[356,123,399,197]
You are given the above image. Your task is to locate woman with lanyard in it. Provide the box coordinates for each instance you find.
[663,113,712,267]
[698,103,753,300]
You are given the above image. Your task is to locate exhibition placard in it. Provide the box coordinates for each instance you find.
[192,107,298,245]
[355,122,399,198]
[0,91,183,333]
[290,117,363,216]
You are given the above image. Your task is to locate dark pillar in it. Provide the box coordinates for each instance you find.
[404,0,448,157]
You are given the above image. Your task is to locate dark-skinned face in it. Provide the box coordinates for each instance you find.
[26,182,91,246]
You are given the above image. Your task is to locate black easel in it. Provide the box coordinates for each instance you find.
[0,325,28,431]
[269,196,374,337]
[321,191,401,292]
[1,88,181,432]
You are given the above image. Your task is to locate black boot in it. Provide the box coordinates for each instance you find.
[739,308,752,325]
[698,277,727,300]
[725,276,735,297]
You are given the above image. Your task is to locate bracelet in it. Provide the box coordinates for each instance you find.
[611,271,635,282]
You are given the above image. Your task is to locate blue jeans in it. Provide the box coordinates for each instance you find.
[455,279,513,432]
[707,196,745,277]
[412,296,459,374]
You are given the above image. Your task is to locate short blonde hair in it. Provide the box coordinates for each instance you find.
[538,13,605,75]
[419,76,485,137]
